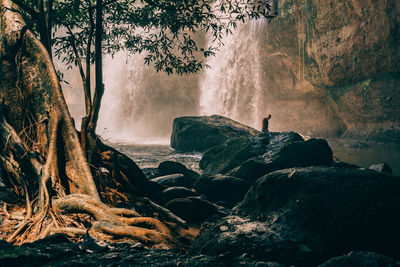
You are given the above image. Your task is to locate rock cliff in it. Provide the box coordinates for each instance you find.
[262,0,400,142]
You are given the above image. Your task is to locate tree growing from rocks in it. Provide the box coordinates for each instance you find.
[0,0,273,246]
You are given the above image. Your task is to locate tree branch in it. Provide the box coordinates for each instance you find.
[66,26,87,91]
[85,0,95,115]
[87,0,104,135]
[11,0,39,18]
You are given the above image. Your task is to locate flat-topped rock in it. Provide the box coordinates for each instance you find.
[170,115,260,152]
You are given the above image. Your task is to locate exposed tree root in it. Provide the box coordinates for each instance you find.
[47,227,86,237]
[90,221,175,249]
[0,0,191,248]
[53,194,177,248]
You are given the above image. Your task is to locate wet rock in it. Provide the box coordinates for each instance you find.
[318,251,399,267]
[158,161,200,182]
[200,132,303,175]
[331,161,361,169]
[194,175,251,207]
[158,161,188,175]
[151,174,192,187]
[200,137,259,175]
[185,196,222,217]
[164,198,217,222]
[200,130,333,183]
[191,215,315,266]
[369,163,393,174]
[171,115,260,152]
[142,167,159,179]
[162,186,199,202]
[236,167,400,261]
[230,138,333,182]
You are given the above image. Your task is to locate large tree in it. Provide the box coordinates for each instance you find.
[0,0,273,245]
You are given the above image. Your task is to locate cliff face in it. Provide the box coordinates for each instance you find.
[262,0,400,141]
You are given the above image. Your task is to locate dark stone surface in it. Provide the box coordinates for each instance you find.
[162,186,198,202]
[142,167,159,179]
[200,132,304,175]
[191,215,317,266]
[170,115,260,152]
[158,161,200,183]
[230,138,333,182]
[158,161,188,175]
[236,167,400,261]
[194,175,251,207]
[150,174,194,188]
[318,251,399,267]
[369,163,393,174]
[199,130,333,184]
[200,137,259,175]
[0,235,228,266]
[164,197,218,222]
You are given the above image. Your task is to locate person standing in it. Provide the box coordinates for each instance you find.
[262,114,271,133]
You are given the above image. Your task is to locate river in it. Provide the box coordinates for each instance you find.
[107,138,400,177]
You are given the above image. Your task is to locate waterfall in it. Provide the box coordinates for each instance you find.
[60,20,268,142]
[97,52,200,142]
[199,20,267,130]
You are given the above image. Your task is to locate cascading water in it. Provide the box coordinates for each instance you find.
[60,20,269,142]
[59,51,200,143]
[200,20,268,130]
[97,52,201,142]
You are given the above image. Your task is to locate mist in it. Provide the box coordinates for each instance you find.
[57,52,201,142]
[57,21,270,143]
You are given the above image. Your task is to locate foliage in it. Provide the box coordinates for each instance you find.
[49,0,273,75]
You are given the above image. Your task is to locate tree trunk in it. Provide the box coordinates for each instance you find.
[0,0,185,246]
[88,0,104,136]
[1,0,98,200]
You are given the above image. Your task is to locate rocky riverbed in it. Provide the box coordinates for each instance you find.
[1,115,400,266]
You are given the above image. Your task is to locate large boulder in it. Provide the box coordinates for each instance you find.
[230,138,333,182]
[150,174,194,188]
[200,132,303,175]
[199,137,259,175]
[235,167,400,261]
[158,161,200,182]
[170,115,260,152]
[162,186,198,202]
[200,131,333,182]
[164,197,219,222]
[194,175,251,207]
[191,215,315,266]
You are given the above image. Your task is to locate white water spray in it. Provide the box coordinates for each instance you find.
[200,20,267,130]
[97,52,200,142]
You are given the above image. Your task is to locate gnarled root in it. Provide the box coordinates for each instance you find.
[53,194,177,248]
[90,221,175,249]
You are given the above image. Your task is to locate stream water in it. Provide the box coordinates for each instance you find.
[110,140,202,173]
[108,139,400,177]
[328,140,400,176]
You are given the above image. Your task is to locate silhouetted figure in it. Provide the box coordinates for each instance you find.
[262,114,271,133]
